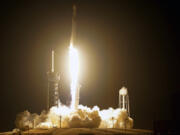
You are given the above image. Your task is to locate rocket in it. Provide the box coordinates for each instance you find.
[70,4,77,46]
[69,5,81,110]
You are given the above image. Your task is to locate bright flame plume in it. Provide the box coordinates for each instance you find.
[69,44,79,110]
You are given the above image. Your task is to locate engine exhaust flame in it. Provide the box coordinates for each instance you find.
[69,44,79,110]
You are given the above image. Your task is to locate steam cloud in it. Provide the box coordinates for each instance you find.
[15,104,133,130]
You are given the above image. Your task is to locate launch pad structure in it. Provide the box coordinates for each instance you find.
[47,50,60,109]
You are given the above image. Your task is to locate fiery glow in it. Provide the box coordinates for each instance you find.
[14,45,134,129]
[69,44,79,110]
[37,122,53,128]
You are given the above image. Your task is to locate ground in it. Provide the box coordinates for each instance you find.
[0,128,153,135]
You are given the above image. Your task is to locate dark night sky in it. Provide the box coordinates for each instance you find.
[0,0,179,132]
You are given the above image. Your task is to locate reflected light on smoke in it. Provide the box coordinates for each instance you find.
[15,102,133,129]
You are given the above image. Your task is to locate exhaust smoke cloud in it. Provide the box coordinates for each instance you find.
[15,89,133,130]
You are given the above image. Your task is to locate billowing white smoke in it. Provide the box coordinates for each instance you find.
[15,104,133,130]
[15,110,48,130]
[99,108,133,128]
[67,105,101,128]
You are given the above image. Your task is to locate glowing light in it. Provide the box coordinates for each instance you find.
[119,87,128,96]
[69,43,79,110]
[50,104,71,116]
[37,122,53,128]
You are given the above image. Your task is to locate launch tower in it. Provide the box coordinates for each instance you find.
[47,50,60,109]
